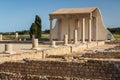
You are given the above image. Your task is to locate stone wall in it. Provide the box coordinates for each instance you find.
[82,51,120,59]
[49,41,105,55]
[0,59,119,80]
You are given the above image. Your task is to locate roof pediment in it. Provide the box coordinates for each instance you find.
[50,7,97,15]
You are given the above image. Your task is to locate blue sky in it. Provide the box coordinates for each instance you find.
[0,0,120,32]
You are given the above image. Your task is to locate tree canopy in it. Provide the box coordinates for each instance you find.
[29,15,42,38]
[108,27,120,34]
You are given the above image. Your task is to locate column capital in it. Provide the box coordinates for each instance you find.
[88,18,92,42]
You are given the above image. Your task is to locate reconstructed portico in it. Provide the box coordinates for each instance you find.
[49,7,113,42]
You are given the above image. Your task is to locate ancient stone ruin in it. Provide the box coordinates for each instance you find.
[0,7,119,80]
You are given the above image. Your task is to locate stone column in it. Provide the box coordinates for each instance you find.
[32,35,35,48]
[4,44,15,54]
[15,32,18,40]
[96,17,98,41]
[32,39,39,50]
[82,18,85,43]
[50,19,53,42]
[89,18,92,42]
[58,19,61,40]
[42,53,46,59]
[68,19,71,41]
[51,41,56,48]
[74,29,78,44]
[5,44,12,52]
[64,34,68,45]
[0,34,2,41]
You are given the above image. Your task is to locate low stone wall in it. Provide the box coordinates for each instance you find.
[82,51,120,59]
[43,46,71,55]
[0,59,120,79]
[71,41,105,53]
[39,41,105,56]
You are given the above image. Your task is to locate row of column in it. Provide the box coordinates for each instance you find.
[50,17,92,43]
[51,30,77,48]
[82,18,92,43]
[2,29,83,54]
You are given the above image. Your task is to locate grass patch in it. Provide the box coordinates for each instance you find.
[113,34,120,39]
[41,34,49,38]
[3,35,30,40]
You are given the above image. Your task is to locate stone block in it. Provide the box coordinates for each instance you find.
[3,44,16,54]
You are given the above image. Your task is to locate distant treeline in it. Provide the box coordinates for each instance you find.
[0,27,119,35]
[0,30,29,35]
[0,29,50,35]
[107,27,120,34]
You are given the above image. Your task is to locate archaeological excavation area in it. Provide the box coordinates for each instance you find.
[0,36,119,80]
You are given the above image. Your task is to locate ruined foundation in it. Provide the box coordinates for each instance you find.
[0,40,119,80]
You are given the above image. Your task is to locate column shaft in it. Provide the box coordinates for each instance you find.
[68,19,70,41]
[82,18,85,43]
[74,29,78,44]
[51,41,56,48]
[89,19,92,42]
[58,19,61,40]
[50,19,53,42]
[15,33,18,40]
[64,34,68,45]
[32,39,39,50]
[5,44,12,51]
[95,17,98,41]
[0,34,2,41]
[32,35,35,48]
[4,44,16,54]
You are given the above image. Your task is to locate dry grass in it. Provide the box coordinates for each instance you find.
[113,34,120,39]
[3,34,49,40]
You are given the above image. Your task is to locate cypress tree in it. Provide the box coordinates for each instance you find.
[35,15,42,38]
[29,15,42,38]
[29,23,37,38]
